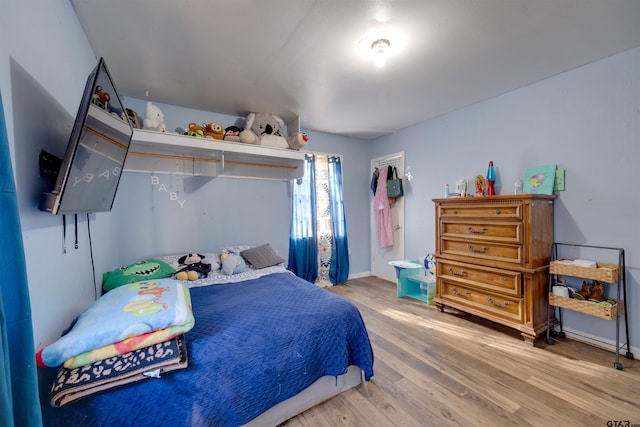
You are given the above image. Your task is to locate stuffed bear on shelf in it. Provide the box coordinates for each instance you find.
[142,101,166,133]
[202,122,225,140]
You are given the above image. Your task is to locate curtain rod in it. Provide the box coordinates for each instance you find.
[301,150,344,160]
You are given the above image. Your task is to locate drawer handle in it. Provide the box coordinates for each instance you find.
[452,209,457,215]
[467,244,488,254]
[451,286,471,297]
[495,209,501,215]
[447,267,467,277]
[466,226,488,234]
[486,296,510,308]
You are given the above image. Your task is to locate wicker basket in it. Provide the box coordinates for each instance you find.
[548,293,623,320]
[549,259,619,283]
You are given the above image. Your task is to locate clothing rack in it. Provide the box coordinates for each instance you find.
[373,156,402,172]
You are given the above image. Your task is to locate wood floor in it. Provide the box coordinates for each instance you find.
[285,276,639,427]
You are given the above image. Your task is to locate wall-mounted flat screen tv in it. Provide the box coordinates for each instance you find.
[38,57,133,214]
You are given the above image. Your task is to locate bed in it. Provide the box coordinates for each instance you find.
[39,251,374,427]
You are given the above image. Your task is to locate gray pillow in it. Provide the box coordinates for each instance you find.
[240,244,285,269]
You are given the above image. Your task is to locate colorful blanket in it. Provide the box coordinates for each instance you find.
[63,308,194,369]
[37,279,192,367]
[50,334,188,407]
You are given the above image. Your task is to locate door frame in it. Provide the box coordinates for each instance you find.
[370,152,405,282]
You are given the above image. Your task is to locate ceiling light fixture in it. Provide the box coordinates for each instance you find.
[371,38,391,67]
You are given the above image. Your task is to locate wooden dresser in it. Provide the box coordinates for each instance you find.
[433,194,556,344]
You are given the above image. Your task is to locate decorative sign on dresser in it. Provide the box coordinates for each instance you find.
[433,194,556,345]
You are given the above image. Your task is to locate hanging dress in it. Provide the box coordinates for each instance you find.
[374,166,393,248]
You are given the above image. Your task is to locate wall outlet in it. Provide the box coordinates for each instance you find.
[554,169,565,191]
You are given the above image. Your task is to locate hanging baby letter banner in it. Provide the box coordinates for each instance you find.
[151,175,187,208]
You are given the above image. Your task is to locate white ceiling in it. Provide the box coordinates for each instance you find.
[70,0,640,140]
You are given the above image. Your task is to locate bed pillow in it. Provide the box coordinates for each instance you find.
[102,258,176,292]
[240,244,285,269]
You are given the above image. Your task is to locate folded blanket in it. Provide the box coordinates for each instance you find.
[37,279,192,367]
[50,334,188,407]
[63,312,194,369]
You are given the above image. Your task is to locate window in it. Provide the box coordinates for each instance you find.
[289,154,349,286]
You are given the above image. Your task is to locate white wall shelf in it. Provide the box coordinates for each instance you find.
[124,129,305,180]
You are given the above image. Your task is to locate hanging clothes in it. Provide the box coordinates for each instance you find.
[374,165,393,248]
[370,167,379,195]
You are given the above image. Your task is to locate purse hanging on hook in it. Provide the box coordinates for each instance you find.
[386,166,404,198]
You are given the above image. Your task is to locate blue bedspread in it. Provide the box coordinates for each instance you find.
[41,272,374,426]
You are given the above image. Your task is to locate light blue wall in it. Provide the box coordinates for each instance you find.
[372,46,640,350]
[114,98,371,275]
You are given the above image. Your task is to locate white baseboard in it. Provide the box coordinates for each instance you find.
[348,271,371,280]
[554,326,638,357]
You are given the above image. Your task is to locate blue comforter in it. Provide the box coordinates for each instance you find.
[41,272,374,426]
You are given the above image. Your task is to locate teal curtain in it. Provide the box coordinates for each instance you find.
[327,156,350,284]
[0,92,42,426]
[288,154,318,283]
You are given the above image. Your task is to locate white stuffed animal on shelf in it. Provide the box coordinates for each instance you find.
[142,101,166,132]
[239,112,308,150]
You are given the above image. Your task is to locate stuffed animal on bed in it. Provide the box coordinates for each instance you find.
[220,252,246,275]
[102,259,176,293]
[238,112,308,150]
[175,253,212,281]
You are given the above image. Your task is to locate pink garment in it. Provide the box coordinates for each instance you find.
[374,166,393,248]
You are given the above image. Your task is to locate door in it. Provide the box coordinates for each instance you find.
[370,152,405,282]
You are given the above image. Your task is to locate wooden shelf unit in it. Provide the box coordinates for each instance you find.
[545,243,633,370]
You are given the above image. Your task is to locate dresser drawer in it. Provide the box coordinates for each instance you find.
[438,202,522,220]
[440,279,524,323]
[440,220,522,244]
[437,260,521,297]
[440,238,522,265]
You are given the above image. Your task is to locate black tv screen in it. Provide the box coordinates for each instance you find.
[38,58,133,214]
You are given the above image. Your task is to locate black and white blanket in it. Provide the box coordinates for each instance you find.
[50,334,187,407]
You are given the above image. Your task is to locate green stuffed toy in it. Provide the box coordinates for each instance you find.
[102,259,176,292]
